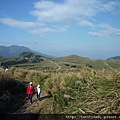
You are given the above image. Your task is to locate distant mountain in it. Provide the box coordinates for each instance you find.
[1,52,45,67]
[0,45,54,58]
[107,56,120,60]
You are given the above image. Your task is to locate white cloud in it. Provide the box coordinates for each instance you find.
[89,23,120,37]
[78,20,95,28]
[0,18,42,30]
[0,0,120,35]
[31,0,120,23]
[29,26,67,34]
[30,0,98,23]
[0,18,67,34]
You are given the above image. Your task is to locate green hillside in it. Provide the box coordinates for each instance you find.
[1,52,44,68]
[1,53,120,71]
[0,53,120,115]
[0,56,6,61]
[53,55,90,63]
[1,66,119,114]
[52,55,120,70]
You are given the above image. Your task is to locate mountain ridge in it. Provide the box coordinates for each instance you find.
[1,51,120,71]
[0,45,54,58]
[0,45,120,61]
[107,56,120,60]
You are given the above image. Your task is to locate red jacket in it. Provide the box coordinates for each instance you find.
[26,85,35,94]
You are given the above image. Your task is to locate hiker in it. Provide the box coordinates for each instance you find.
[26,82,35,104]
[5,68,8,72]
[36,84,41,101]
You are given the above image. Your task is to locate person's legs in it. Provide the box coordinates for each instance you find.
[29,94,33,104]
[28,94,30,100]
[36,93,40,101]
[36,93,38,99]
[38,93,40,100]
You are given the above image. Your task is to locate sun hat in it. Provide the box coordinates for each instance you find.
[37,85,40,87]
[29,82,32,85]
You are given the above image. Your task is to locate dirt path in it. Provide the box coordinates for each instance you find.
[42,58,61,70]
[104,61,114,70]
[49,60,61,70]
[12,79,52,114]
[13,90,50,114]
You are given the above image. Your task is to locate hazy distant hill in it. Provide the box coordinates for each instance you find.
[107,56,120,60]
[0,45,53,58]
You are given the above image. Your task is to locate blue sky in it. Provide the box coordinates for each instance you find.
[0,0,120,59]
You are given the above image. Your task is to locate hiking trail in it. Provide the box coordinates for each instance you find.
[13,90,50,114]
[42,58,61,70]
[13,80,51,114]
[104,61,114,70]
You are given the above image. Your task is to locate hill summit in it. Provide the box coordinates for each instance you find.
[1,52,44,68]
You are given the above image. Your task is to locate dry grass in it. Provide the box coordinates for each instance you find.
[1,66,120,114]
[9,67,49,88]
[42,67,120,114]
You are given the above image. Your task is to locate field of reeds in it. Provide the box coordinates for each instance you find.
[41,68,120,114]
[3,66,120,114]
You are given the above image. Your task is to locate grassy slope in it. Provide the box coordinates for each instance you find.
[5,66,120,114]
[0,56,6,61]
[1,54,120,114]
[53,55,120,70]
[0,69,26,113]
[1,54,120,71]
[42,69,120,114]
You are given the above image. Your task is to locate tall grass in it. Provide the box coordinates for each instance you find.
[9,67,50,88]
[42,67,120,114]
[4,66,120,114]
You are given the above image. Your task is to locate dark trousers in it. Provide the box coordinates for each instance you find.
[36,93,40,101]
[28,94,33,103]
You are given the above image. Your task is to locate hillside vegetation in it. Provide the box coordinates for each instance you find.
[0,56,6,61]
[1,52,45,68]
[52,55,120,70]
[42,68,120,114]
[0,53,120,114]
[1,66,119,114]
[0,69,26,113]
[1,53,120,71]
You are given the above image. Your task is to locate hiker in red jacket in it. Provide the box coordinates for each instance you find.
[26,82,35,104]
